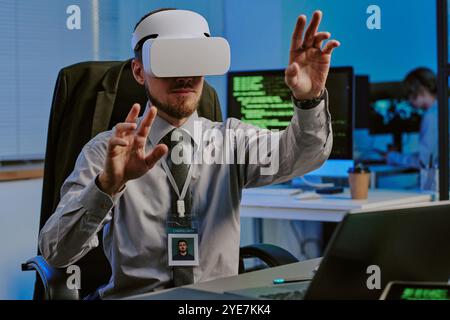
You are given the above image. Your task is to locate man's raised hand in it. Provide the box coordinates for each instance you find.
[285,10,340,100]
[98,104,168,196]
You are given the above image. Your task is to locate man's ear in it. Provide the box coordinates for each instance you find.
[131,59,145,85]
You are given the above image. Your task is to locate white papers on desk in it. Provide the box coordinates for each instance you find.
[294,192,321,201]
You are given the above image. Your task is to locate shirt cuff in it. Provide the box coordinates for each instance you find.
[292,89,326,110]
[78,175,126,221]
[294,98,330,131]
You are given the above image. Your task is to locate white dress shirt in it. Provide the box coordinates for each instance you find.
[39,98,332,299]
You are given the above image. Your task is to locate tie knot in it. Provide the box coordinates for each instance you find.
[160,129,193,150]
[160,129,175,150]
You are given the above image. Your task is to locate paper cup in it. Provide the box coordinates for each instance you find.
[348,172,370,199]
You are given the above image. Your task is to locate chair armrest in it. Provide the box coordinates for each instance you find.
[22,256,80,300]
[239,244,299,274]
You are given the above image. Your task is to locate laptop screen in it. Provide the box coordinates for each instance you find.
[305,203,450,300]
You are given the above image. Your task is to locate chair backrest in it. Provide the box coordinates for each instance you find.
[35,59,223,299]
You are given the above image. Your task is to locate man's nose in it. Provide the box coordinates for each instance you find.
[175,77,193,86]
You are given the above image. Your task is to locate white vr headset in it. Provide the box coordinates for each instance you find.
[131,10,231,77]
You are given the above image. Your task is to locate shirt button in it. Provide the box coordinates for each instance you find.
[101,202,109,210]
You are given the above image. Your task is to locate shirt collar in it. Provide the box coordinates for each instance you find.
[145,101,201,149]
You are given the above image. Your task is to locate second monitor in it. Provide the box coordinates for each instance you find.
[227,67,354,160]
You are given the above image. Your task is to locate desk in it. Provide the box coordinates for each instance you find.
[126,258,321,299]
[240,187,432,243]
[0,163,43,181]
[241,187,432,222]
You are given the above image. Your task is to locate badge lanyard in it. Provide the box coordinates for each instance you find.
[160,158,194,218]
[150,140,195,219]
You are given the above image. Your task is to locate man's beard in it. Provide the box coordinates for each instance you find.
[145,82,200,119]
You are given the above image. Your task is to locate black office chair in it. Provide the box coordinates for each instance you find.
[21,59,298,300]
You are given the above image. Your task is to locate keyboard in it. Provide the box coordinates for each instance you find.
[227,281,311,300]
[259,289,307,300]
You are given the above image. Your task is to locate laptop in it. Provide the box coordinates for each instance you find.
[228,202,450,300]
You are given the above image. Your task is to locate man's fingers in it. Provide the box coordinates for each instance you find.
[322,40,340,55]
[137,106,157,138]
[289,15,307,56]
[284,62,300,89]
[303,10,323,48]
[313,32,331,50]
[125,103,141,123]
[109,137,129,148]
[145,144,168,168]
[115,123,137,137]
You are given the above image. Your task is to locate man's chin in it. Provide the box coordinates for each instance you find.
[148,92,199,119]
[162,100,198,119]
[165,105,197,119]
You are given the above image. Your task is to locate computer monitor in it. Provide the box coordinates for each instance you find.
[369,82,422,134]
[368,82,422,152]
[354,75,370,129]
[227,67,354,160]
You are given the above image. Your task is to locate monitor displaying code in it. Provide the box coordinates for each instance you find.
[227,68,354,159]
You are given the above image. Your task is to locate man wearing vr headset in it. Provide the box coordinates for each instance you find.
[39,8,339,299]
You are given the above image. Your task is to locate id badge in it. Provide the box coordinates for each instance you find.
[167,218,199,267]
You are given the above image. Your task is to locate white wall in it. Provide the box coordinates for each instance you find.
[0,179,41,299]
